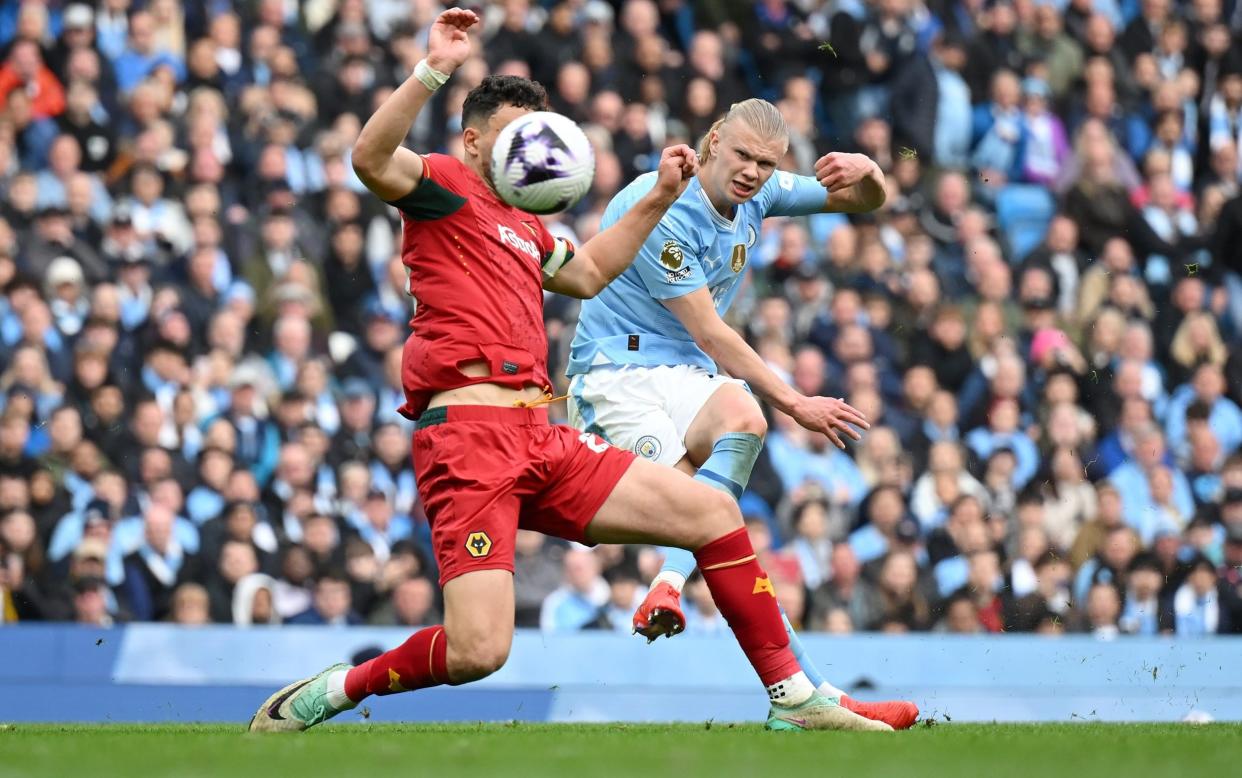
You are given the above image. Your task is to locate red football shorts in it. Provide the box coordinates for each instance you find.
[411,405,635,586]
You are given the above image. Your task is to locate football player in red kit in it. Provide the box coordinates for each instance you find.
[248,7,889,733]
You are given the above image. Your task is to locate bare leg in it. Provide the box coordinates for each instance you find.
[584,456,740,548]
[683,383,767,465]
[442,569,515,683]
[580,455,889,730]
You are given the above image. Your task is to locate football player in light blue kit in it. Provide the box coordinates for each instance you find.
[567,99,917,728]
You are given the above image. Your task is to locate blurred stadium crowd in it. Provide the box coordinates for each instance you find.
[0,0,1241,638]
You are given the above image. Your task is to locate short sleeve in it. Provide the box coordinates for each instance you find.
[759,171,827,218]
[525,216,558,256]
[631,211,706,301]
[384,153,469,221]
[420,153,469,192]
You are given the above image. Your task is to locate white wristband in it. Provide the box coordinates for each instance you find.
[541,238,574,279]
[414,59,451,92]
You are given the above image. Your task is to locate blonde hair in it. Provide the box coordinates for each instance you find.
[697,98,789,161]
[1169,310,1228,368]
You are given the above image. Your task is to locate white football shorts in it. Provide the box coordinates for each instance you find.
[567,364,746,467]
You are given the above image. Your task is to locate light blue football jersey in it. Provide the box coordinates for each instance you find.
[567,170,828,376]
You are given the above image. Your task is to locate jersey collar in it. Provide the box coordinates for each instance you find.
[693,178,739,232]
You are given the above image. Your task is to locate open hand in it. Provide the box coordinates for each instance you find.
[791,395,870,450]
[426,7,479,73]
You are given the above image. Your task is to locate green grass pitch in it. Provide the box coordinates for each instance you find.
[2,722,1240,777]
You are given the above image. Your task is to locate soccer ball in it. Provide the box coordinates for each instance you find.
[491,111,595,215]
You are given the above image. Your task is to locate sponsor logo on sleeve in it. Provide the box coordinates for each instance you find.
[659,240,685,270]
[777,171,794,191]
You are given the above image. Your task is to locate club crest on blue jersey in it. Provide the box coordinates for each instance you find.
[567,171,830,379]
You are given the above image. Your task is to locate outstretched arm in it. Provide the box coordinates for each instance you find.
[351,8,477,200]
[814,152,886,213]
[763,155,885,218]
[544,146,699,299]
[663,290,869,449]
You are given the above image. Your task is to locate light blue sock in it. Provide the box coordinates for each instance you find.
[781,609,831,691]
[655,433,764,585]
[653,432,840,695]
[692,431,760,500]
[656,546,700,581]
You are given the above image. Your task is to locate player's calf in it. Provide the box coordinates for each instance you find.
[252,626,454,733]
[445,632,511,683]
[693,526,890,732]
[441,568,516,683]
[587,460,888,732]
[344,625,452,700]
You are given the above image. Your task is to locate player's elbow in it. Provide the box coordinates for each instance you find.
[583,268,610,298]
[350,137,388,182]
[568,258,609,299]
[351,150,381,182]
[864,183,887,212]
[862,170,887,211]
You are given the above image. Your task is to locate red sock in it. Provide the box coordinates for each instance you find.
[344,625,450,702]
[694,527,801,687]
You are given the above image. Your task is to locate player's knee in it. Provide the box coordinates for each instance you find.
[716,394,767,439]
[693,487,743,547]
[727,407,768,439]
[447,637,510,683]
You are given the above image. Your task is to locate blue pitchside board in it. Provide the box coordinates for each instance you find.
[1,625,1239,723]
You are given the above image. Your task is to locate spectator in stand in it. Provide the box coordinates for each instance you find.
[889,32,971,168]
[169,582,211,626]
[0,38,65,120]
[286,569,363,626]
[971,69,1027,194]
[111,10,185,95]
[540,548,609,633]
[1172,556,1232,635]
[1019,78,1071,186]
[0,0,1238,639]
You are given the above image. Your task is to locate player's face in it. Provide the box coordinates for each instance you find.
[707,122,786,205]
[465,104,534,188]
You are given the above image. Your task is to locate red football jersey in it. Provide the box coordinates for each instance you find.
[388,153,573,419]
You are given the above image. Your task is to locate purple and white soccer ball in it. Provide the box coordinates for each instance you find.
[491,111,595,215]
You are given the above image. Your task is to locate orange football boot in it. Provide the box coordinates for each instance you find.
[632,581,686,643]
[840,695,920,729]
